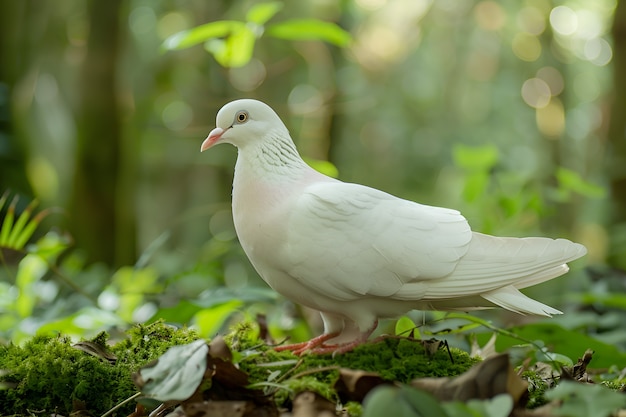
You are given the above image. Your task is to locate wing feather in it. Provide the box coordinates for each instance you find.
[284,182,472,300]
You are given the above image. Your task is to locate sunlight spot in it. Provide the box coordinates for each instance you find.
[536,66,564,96]
[161,100,193,131]
[516,6,545,35]
[129,6,157,35]
[98,289,120,311]
[26,156,58,201]
[157,12,190,40]
[575,9,603,40]
[288,84,324,115]
[355,0,388,11]
[474,1,506,31]
[229,59,267,92]
[550,6,578,36]
[536,98,564,138]
[133,303,157,322]
[512,33,541,62]
[521,78,551,109]
[584,37,613,66]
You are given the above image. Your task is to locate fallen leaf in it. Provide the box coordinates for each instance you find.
[334,368,388,402]
[411,353,528,405]
[133,339,208,402]
[292,391,336,417]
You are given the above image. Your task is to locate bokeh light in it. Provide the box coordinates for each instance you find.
[521,78,551,109]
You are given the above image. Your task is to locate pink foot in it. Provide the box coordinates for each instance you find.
[274,332,340,355]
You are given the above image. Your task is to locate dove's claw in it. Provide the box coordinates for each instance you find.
[274,332,340,355]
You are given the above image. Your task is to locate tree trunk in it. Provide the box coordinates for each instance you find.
[70,0,136,266]
[608,0,626,269]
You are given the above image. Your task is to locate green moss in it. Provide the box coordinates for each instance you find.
[235,330,479,409]
[601,380,626,391]
[521,370,551,408]
[343,401,363,416]
[0,321,199,416]
[303,337,479,383]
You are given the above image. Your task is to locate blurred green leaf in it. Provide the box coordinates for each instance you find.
[546,381,626,417]
[304,157,339,178]
[576,292,626,309]
[556,167,606,199]
[192,300,242,337]
[15,255,47,318]
[205,25,257,68]
[452,144,499,172]
[363,385,449,417]
[443,394,513,417]
[462,172,489,202]
[162,20,245,50]
[266,19,351,46]
[246,1,283,25]
[475,322,626,369]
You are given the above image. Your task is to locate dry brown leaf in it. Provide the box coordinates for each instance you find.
[334,368,388,403]
[291,391,336,417]
[209,335,233,362]
[561,349,594,382]
[410,353,528,405]
[72,340,117,364]
[182,400,249,417]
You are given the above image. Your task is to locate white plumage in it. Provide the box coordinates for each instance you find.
[201,99,587,354]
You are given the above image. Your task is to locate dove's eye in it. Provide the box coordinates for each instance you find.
[235,111,249,124]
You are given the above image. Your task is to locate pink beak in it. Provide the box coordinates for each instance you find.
[200,127,226,152]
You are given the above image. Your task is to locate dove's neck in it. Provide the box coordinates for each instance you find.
[236,131,310,180]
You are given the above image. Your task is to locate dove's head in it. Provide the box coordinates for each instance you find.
[201,99,288,151]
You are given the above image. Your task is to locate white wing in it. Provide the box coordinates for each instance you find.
[284,182,472,301]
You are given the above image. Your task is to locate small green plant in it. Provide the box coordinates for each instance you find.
[0,191,51,254]
[162,1,351,67]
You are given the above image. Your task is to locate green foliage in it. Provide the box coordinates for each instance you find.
[555,167,606,200]
[0,192,51,252]
[545,380,626,417]
[162,1,351,67]
[442,394,513,417]
[362,385,448,417]
[474,322,626,369]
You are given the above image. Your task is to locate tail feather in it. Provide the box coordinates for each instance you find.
[424,233,587,299]
[481,285,562,316]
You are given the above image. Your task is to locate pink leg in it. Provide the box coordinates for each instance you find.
[309,322,378,355]
[274,332,340,355]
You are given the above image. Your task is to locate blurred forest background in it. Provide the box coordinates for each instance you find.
[0,0,625,347]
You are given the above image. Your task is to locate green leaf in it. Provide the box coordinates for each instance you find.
[546,381,626,417]
[462,172,489,202]
[6,199,38,248]
[304,157,339,178]
[205,25,257,68]
[0,195,17,246]
[136,340,208,402]
[15,254,47,318]
[395,316,419,337]
[363,385,449,417]
[162,20,245,50]
[266,19,351,46]
[246,1,283,25]
[443,394,513,417]
[192,301,243,338]
[452,144,499,172]
[556,167,606,199]
[474,322,626,369]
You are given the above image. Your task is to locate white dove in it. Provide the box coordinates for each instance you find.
[201,99,587,354]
